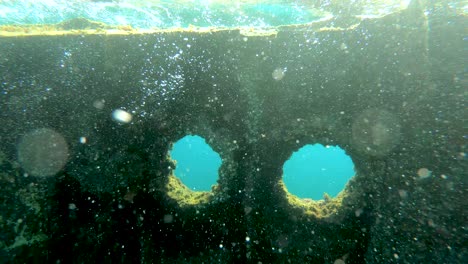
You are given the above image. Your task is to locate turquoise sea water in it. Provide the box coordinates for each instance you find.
[283,144,355,200]
[171,136,354,199]
[170,135,222,191]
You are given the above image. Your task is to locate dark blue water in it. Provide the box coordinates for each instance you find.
[283,144,355,200]
[171,136,354,199]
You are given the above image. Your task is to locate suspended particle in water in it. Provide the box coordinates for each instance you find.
[340,43,348,50]
[123,190,136,203]
[398,189,408,199]
[351,108,401,156]
[163,214,174,223]
[340,43,349,54]
[417,168,432,179]
[93,99,105,109]
[355,208,363,217]
[17,128,69,177]
[112,109,132,123]
[334,259,345,264]
[272,67,286,81]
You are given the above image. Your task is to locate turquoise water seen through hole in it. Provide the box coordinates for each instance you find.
[170,135,222,191]
[283,144,355,200]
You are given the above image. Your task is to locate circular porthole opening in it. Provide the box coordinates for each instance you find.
[170,135,222,191]
[282,144,355,200]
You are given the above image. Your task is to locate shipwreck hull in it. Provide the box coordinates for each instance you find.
[0,4,466,263]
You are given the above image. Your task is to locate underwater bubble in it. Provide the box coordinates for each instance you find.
[272,67,286,81]
[17,128,69,177]
[112,109,133,123]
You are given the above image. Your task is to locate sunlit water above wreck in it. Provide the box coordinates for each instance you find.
[0,0,425,29]
[0,0,328,28]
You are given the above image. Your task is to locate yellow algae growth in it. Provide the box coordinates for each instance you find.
[279,180,350,219]
[0,17,347,38]
[166,174,215,207]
